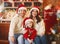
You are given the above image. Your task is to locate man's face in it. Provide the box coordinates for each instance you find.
[49,12,54,15]
[18,9,26,17]
[48,12,54,16]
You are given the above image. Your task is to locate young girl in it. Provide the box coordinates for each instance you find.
[23,18,37,44]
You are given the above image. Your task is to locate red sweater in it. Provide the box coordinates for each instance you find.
[23,28,37,40]
[44,10,57,34]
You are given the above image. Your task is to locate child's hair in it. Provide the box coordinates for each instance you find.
[23,18,34,28]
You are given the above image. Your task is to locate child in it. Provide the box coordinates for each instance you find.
[23,18,37,44]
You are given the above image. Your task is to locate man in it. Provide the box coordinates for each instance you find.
[44,4,57,44]
[8,4,27,44]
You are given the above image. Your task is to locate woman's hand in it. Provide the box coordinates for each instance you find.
[39,32,45,37]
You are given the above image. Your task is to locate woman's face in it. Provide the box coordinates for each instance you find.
[32,10,38,17]
[18,9,26,17]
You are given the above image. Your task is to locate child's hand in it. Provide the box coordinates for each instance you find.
[29,40,33,44]
[10,36,15,43]
[27,39,33,44]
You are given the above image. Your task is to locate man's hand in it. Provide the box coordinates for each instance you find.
[21,28,27,34]
[10,36,15,43]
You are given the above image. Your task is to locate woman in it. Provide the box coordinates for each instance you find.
[29,7,47,44]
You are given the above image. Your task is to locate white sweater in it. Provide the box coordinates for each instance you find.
[35,19,45,36]
[9,14,24,37]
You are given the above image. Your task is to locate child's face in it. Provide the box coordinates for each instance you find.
[27,22,33,28]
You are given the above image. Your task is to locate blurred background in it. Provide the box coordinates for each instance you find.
[0,0,60,44]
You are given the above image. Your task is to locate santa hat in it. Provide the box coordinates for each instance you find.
[44,4,52,10]
[44,9,53,12]
[17,4,27,12]
[30,6,39,13]
[44,4,54,12]
[23,18,34,27]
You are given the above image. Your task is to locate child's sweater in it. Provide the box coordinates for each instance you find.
[23,27,37,40]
